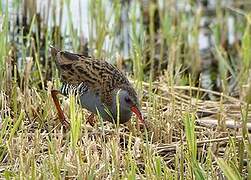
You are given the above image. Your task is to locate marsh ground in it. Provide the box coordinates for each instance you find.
[1,0,251,179]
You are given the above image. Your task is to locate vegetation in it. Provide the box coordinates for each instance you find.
[0,0,251,179]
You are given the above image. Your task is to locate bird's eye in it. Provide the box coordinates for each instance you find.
[125,97,132,104]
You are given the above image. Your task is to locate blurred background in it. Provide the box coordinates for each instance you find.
[2,0,251,100]
[1,1,251,178]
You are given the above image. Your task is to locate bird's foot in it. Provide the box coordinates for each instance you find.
[62,117,70,130]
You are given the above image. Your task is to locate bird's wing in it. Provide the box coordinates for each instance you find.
[53,49,129,106]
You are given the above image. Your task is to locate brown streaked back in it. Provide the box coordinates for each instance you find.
[50,46,135,106]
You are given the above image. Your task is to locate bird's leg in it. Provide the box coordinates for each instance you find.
[86,113,96,126]
[51,90,70,129]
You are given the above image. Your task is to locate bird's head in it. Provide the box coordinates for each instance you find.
[113,86,144,124]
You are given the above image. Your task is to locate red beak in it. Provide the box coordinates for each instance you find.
[131,106,145,124]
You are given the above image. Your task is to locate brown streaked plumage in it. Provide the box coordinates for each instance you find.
[50,45,144,128]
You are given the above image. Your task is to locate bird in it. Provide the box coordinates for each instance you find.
[50,45,144,129]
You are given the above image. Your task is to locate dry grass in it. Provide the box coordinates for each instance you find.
[1,0,251,179]
[1,64,249,178]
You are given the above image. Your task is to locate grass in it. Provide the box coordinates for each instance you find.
[1,0,251,179]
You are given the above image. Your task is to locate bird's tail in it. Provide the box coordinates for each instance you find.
[50,45,80,65]
[50,45,61,57]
